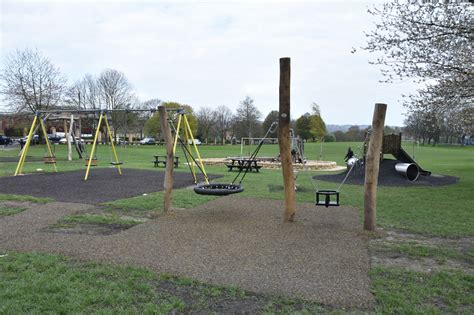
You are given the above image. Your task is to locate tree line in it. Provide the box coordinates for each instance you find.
[0,48,330,143]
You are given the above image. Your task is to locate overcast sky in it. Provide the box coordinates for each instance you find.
[0,0,419,126]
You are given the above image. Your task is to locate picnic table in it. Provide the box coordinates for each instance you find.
[225,157,262,172]
[153,155,179,168]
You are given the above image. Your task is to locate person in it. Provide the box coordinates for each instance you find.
[344,147,354,162]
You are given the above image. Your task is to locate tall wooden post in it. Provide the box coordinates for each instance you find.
[363,103,387,231]
[278,57,296,222]
[159,105,174,213]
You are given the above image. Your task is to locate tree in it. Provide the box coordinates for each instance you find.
[309,114,326,141]
[136,98,161,138]
[262,110,279,137]
[97,69,132,110]
[365,0,473,113]
[295,114,312,141]
[196,106,215,144]
[64,79,87,110]
[213,105,233,145]
[345,126,366,142]
[97,69,133,140]
[234,96,262,139]
[0,48,66,113]
[144,102,197,140]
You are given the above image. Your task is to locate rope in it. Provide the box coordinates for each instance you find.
[307,134,369,193]
[232,121,278,185]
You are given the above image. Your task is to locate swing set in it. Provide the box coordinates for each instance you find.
[15,112,57,176]
[310,131,369,207]
[14,108,155,180]
[168,108,278,196]
[84,111,123,180]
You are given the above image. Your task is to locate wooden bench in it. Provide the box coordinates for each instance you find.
[226,158,262,172]
[153,155,179,168]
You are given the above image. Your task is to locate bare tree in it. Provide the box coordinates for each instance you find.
[310,102,321,116]
[213,105,233,145]
[97,69,132,110]
[0,48,66,113]
[83,74,101,109]
[197,106,215,144]
[234,96,262,139]
[97,69,133,140]
[64,79,88,110]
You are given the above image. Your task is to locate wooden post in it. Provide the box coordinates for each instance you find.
[278,57,296,222]
[363,103,387,231]
[159,105,174,213]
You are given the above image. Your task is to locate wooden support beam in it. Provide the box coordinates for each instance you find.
[159,105,174,213]
[363,103,387,231]
[278,57,296,222]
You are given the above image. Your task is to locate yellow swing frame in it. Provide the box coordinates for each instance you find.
[84,111,122,181]
[172,111,209,185]
[15,114,57,176]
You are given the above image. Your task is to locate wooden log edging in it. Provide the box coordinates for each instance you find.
[197,158,338,171]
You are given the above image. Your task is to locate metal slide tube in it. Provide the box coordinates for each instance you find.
[395,163,419,181]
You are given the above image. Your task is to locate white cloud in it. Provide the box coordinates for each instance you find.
[0,0,419,125]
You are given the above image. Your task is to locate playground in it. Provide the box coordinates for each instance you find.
[1,140,472,313]
[0,196,372,308]
[0,62,472,313]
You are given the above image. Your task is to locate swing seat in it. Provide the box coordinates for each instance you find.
[43,156,57,164]
[85,157,98,166]
[194,183,244,196]
[315,190,340,208]
[110,161,123,166]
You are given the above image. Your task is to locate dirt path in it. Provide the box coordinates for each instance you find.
[0,197,373,309]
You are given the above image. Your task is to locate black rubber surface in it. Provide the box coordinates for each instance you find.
[313,159,459,187]
[0,168,220,204]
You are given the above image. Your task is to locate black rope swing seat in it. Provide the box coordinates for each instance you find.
[194,183,244,196]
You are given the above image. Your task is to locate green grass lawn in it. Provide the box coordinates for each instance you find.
[1,141,473,313]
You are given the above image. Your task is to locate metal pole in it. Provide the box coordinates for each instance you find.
[15,116,37,176]
[84,112,103,181]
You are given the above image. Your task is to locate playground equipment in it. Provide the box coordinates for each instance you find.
[169,108,210,187]
[84,111,123,180]
[310,144,364,207]
[168,107,279,196]
[306,132,368,208]
[15,112,57,175]
[195,121,278,196]
[14,108,157,178]
[395,163,420,181]
[290,129,305,163]
[366,132,431,181]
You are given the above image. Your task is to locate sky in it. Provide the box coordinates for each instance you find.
[0,0,420,126]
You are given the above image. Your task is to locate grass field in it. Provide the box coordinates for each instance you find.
[1,141,473,313]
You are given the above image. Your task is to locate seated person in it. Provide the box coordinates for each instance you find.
[344,147,354,162]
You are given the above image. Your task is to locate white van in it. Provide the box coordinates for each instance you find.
[188,139,201,145]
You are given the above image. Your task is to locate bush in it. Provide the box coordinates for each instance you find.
[4,127,23,137]
[324,134,336,142]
